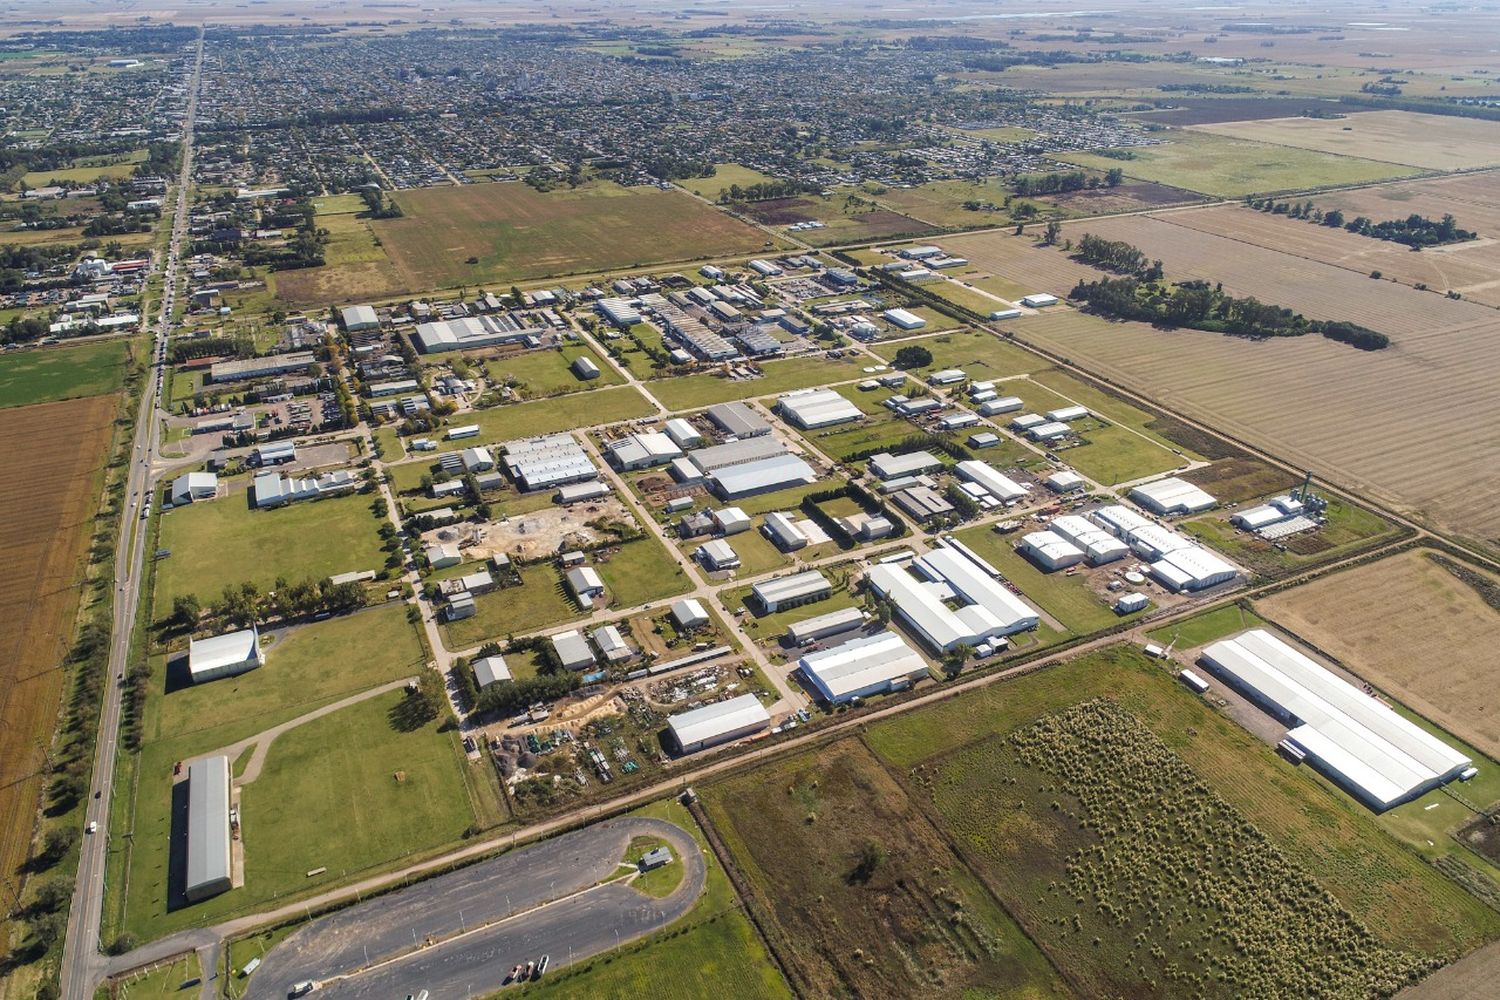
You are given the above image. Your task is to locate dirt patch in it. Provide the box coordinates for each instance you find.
[428,497,635,562]
[1040,180,1203,213]
[0,394,117,942]
[1456,813,1500,868]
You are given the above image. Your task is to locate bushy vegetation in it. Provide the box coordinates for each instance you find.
[1073,232,1163,279]
[926,699,1437,997]
[1244,198,1476,248]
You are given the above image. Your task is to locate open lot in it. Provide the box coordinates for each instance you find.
[649,354,866,410]
[1191,110,1500,171]
[1057,129,1418,197]
[374,180,771,290]
[735,195,935,245]
[1011,221,1500,549]
[153,489,387,611]
[1257,549,1500,760]
[439,563,576,649]
[434,385,656,452]
[703,739,1067,999]
[484,343,624,397]
[869,328,1041,380]
[0,394,116,946]
[0,338,131,407]
[864,645,1500,988]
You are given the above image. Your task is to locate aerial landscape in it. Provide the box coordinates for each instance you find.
[1,1,1499,998]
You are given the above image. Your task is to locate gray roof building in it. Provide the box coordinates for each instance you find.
[667,693,771,754]
[185,755,233,903]
[706,401,770,438]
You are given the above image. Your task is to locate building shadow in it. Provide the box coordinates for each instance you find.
[164,777,191,912]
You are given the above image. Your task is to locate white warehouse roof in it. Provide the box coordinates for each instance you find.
[1130,477,1217,515]
[799,630,928,704]
[868,547,1039,652]
[473,655,511,687]
[777,388,862,429]
[668,694,770,753]
[1200,630,1471,811]
[712,453,816,499]
[955,460,1028,502]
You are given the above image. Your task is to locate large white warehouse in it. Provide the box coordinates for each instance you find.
[867,546,1039,652]
[954,460,1028,502]
[776,388,862,429]
[1130,477,1217,515]
[1200,630,1471,811]
[668,694,771,753]
[798,631,929,704]
[187,628,265,684]
[1019,531,1085,571]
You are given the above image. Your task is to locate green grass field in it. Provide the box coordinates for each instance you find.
[0,339,129,407]
[955,524,1136,635]
[870,329,1041,380]
[108,953,201,998]
[20,147,145,188]
[154,490,387,611]
[925,278,1021,314]
[649,355,867,410]
[485,343,624,397]
[595,537,693,607]
[436,386,655,452]
[1145,602,1265,648]
[874,177,1025,228]
[682,162,780,201]
[1057,130,1418,198]
[1182,497,1399,577]
[440,564,577,647]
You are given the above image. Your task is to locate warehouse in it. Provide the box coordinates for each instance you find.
[688,436,785,475]
[939,412,979,431]
[1049,514,1129,565]
[1046,405,1089,422]
[1115,592,1150,614]
[1020,292,1058,308]
[1150,545,1238,592]
[867,547,1039,652]
[170,471,218,506]
[565,566,606,604]
[1020,530,1086,570]
[1028,421,1072,442]
[571,356,601,380]
[368,379,420,398]
[977,396,1024,417]
[556,480,609,505]
[185,755,233,903]
[667,693,771,754]
[551,630,598,671]
[968,432,1000,450]
[695,538,741,571]
[591,624,634,663]
[1010,412,1045,431]
[473,655,512,688]
[762,511,808,551]
[752,570,831,612]
[1045,470,1086,493]
[869,450,943,480]
[461,446,495,472]
[890,485,955,523]
[1199,630,1471,811]
[663,417,702,449]
[208,351,316,384]
[251,441,296,466]
[447,425,480,440]
[711,453,816,500]
[502,434,597,491]
[1130,477,1217,515]
[787,606,867,646]
[413,314,543,353]
[425,542,461,568]
[605,431,682,470]
[597,297,641,327]
[671,598,711,630]
[927,368,966,385]
[706,401,771,438]
[955,460,1028,502]
[883,307,927,330]
[834,512,895,541]
[340,304,379,331]
[776,388,862,429]
[188,627,265,684]
[252,469,357,508]
[1232,495,1305,532]
[712,507,752,535]
[798,631,929,704]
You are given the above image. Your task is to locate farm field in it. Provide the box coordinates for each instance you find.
[1034,179,1204,216]
[153,491,387,611]
[1307,172,1500,239]
[703,739,1068,999]
[1012,225,1500,548]
[373,180,771,290]
[933,230,1115,298]
[484,343,624,397]
[1257,549,1500,760]
[0,338,130,407]
[649,354,866,410]
[1191,110,1500,171]
[1126,97,1360,127]
[863,645,1500,986]
[1155,203,1500,306]
[1057,129,1417,197]
[0,394,117,953]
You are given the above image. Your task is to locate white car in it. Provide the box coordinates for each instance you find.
[86,821,97,834]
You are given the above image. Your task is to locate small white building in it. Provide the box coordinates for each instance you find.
[883,307,927,330]
[1020,293,1058,308]
[472,655,512,687]
[695,539,741,571]
[170,471,218,506]
[1045,470,1086,493]
[187,627,265,684]
[1020,531,1086,571]
[565,566,606,604]
[426,543,462,569]
[1115,592,1150,614]
[671,598,711,631]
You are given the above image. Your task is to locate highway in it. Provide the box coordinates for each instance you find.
[242,817,704,1000]
[58,32,204,1000]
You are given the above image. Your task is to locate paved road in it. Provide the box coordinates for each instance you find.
[60,32,204,1000]
[242,816,703,999]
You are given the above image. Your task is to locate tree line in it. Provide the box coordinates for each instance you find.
[1244,197,1476,248]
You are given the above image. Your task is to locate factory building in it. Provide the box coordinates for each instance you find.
[695,539,742,571]
[712,507,752,535]
[667,694,771,754]
[663,418,703,449]
[1028,421,1072,442]
[1048,515,1129,565]
[1200,630,1471,811]
[890,485,955,523]
[776,388,862,429]
[762,511,808,551]
[551,630,597,671]
[711,453,816,500]
[1046,405,1090,422]
[1150,545,1238,592]
[1045,470,1086,493]
[786,606,866,646]
[752,570,831,612]
[185,755,233,903]
[340,304,379,331]
[556,480,609,504]
[977,396,1024,417]
[502,434,597,492]
[706,401,771,438]
[1130,477,1217,515]
[1232,495,1306,532]
[798,631,929,704]
[1019,531,1086,571]
[689,436,786,476]
[597,298,642,328]
[251,441,297,466]
[954,460,1028,502]
[869,451,943,481]
[867,547,1039,652]
[187,627,265,684]
[413,314,544,353]
[882,307,927,330]
[208,352,317,384]
[671,598,711,631]
[252,469,357,508]
[605,431,683,471]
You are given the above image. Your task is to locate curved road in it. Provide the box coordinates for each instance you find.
[243,817,704,999]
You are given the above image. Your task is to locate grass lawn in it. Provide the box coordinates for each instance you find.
[1146,601,1265,648]
[0,338,129,407]
[1056,130,1417,198]
[955,524,1135,635]
[484,343,624,397]
[650,355,867,410]
[440,565,576,648]
[371,425,405,461]
[623,835,684,898]
[728,584,861,641]
[683,528,790,579]
[154,490,387,612]
[732,477,845,517]
[149,605,425,748]
[863,645,1500,964]
[682,162,780,201]
[870,329,1041,380]
[926,278,1020,314]
[875,177,1025,228]
[595,536,693,607]
[110,954,201,998]
[436,386,655,452]
[20,148,145,188]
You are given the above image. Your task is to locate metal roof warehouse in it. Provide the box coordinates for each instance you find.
[668,693,771,753]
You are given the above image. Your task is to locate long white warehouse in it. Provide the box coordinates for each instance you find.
[798,631,929,704]
[667,694,771,753]
[1199,630,1471,811]
[867,546,1039,652]
[954,460,1028,502]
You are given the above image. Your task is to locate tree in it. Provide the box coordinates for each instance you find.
[171,594,200,630]
[892,345,933,369]
[1043,220,1062,245]
[1104,167,1125,187]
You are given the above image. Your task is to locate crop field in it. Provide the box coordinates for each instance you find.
[864,646,1500,981]
[484,343,624,397]
[1127,97,1362,127]
[1191,110,1500,171]
[1308,173,1500,239]
[1257,550,1500,759]
[1011,225,1500,548]
[649,354,866,410]
[871,177,1028,229]
[0,394,116,946]
[0,338,130,407]
[703,739,1067,999]
[735,195,935,245]
[1156,203,1500,306]
[372,180,771,290]
[934,231,1113,298]
[1035,179,1204,216]
[1057,129,1417,197]
[153,490,387,612]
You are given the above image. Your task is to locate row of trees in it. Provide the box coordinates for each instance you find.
[1245,198,1476,248]
[1072,232,1163,279]
[1012,167,1123,197]
[718,178,818,204]
[171,575,368,631]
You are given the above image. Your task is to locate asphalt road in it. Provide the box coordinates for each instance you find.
[60,33,204,1000]
[243,816,704,1000]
